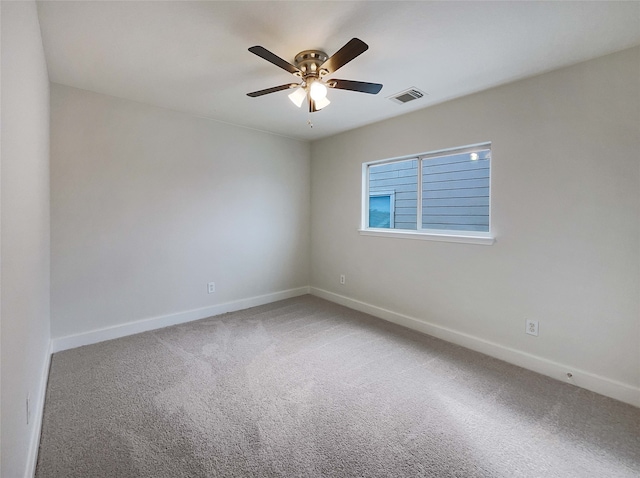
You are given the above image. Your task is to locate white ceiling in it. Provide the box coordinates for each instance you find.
[36,1,640,141]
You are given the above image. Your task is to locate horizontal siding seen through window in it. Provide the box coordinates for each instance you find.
[422,151,490,231]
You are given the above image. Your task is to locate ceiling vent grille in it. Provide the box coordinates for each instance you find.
[388,87,426,105]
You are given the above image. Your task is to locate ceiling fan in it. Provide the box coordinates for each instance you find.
[247,38,383,112]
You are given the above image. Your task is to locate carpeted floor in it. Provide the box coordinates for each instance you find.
[36,295,639,477]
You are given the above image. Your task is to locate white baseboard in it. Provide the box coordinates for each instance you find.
[310,287,640,408]
[51,287,310,353]
[26,340,52,478]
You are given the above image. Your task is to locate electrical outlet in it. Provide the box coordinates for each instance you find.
[525,319,539,336]
[207,282,215,294]
[340,274,346,285]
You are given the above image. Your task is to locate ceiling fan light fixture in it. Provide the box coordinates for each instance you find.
[314,95,331,110]
[309,80,328,101]
[288,87,306,108]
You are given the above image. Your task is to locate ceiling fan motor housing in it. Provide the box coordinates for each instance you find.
[293,50,329,79]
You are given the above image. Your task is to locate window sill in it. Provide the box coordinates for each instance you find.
[358,228,495,245]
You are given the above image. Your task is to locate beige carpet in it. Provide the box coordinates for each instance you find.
[36,295,639,477]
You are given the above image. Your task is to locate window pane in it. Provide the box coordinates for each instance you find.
[369,160,417,230]
[369,196,391,228]
[422,149,490,232]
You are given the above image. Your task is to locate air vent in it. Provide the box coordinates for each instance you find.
[388,87,426,105]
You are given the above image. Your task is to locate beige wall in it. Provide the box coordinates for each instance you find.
[310,47,640,396]
[1,1,52,476]
[51,84,311,339]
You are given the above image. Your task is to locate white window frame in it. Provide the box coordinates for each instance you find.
[360,142,495,245]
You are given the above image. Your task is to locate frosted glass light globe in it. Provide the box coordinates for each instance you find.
[288,87,306,108]
[309,81,328,101]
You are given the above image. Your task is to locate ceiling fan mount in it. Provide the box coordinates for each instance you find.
[247,38,383,113]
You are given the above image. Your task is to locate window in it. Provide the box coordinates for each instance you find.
[361,143,493,244]
[368,191,395,228]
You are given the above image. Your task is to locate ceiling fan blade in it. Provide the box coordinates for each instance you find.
[319,38,368,74]
[247,83,298,97]
[328,79,383,94]
[248,46,300,75]
[309,98,318,113]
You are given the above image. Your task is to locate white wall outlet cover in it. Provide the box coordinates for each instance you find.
[208,282,215,294]
[526,319,539,336]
